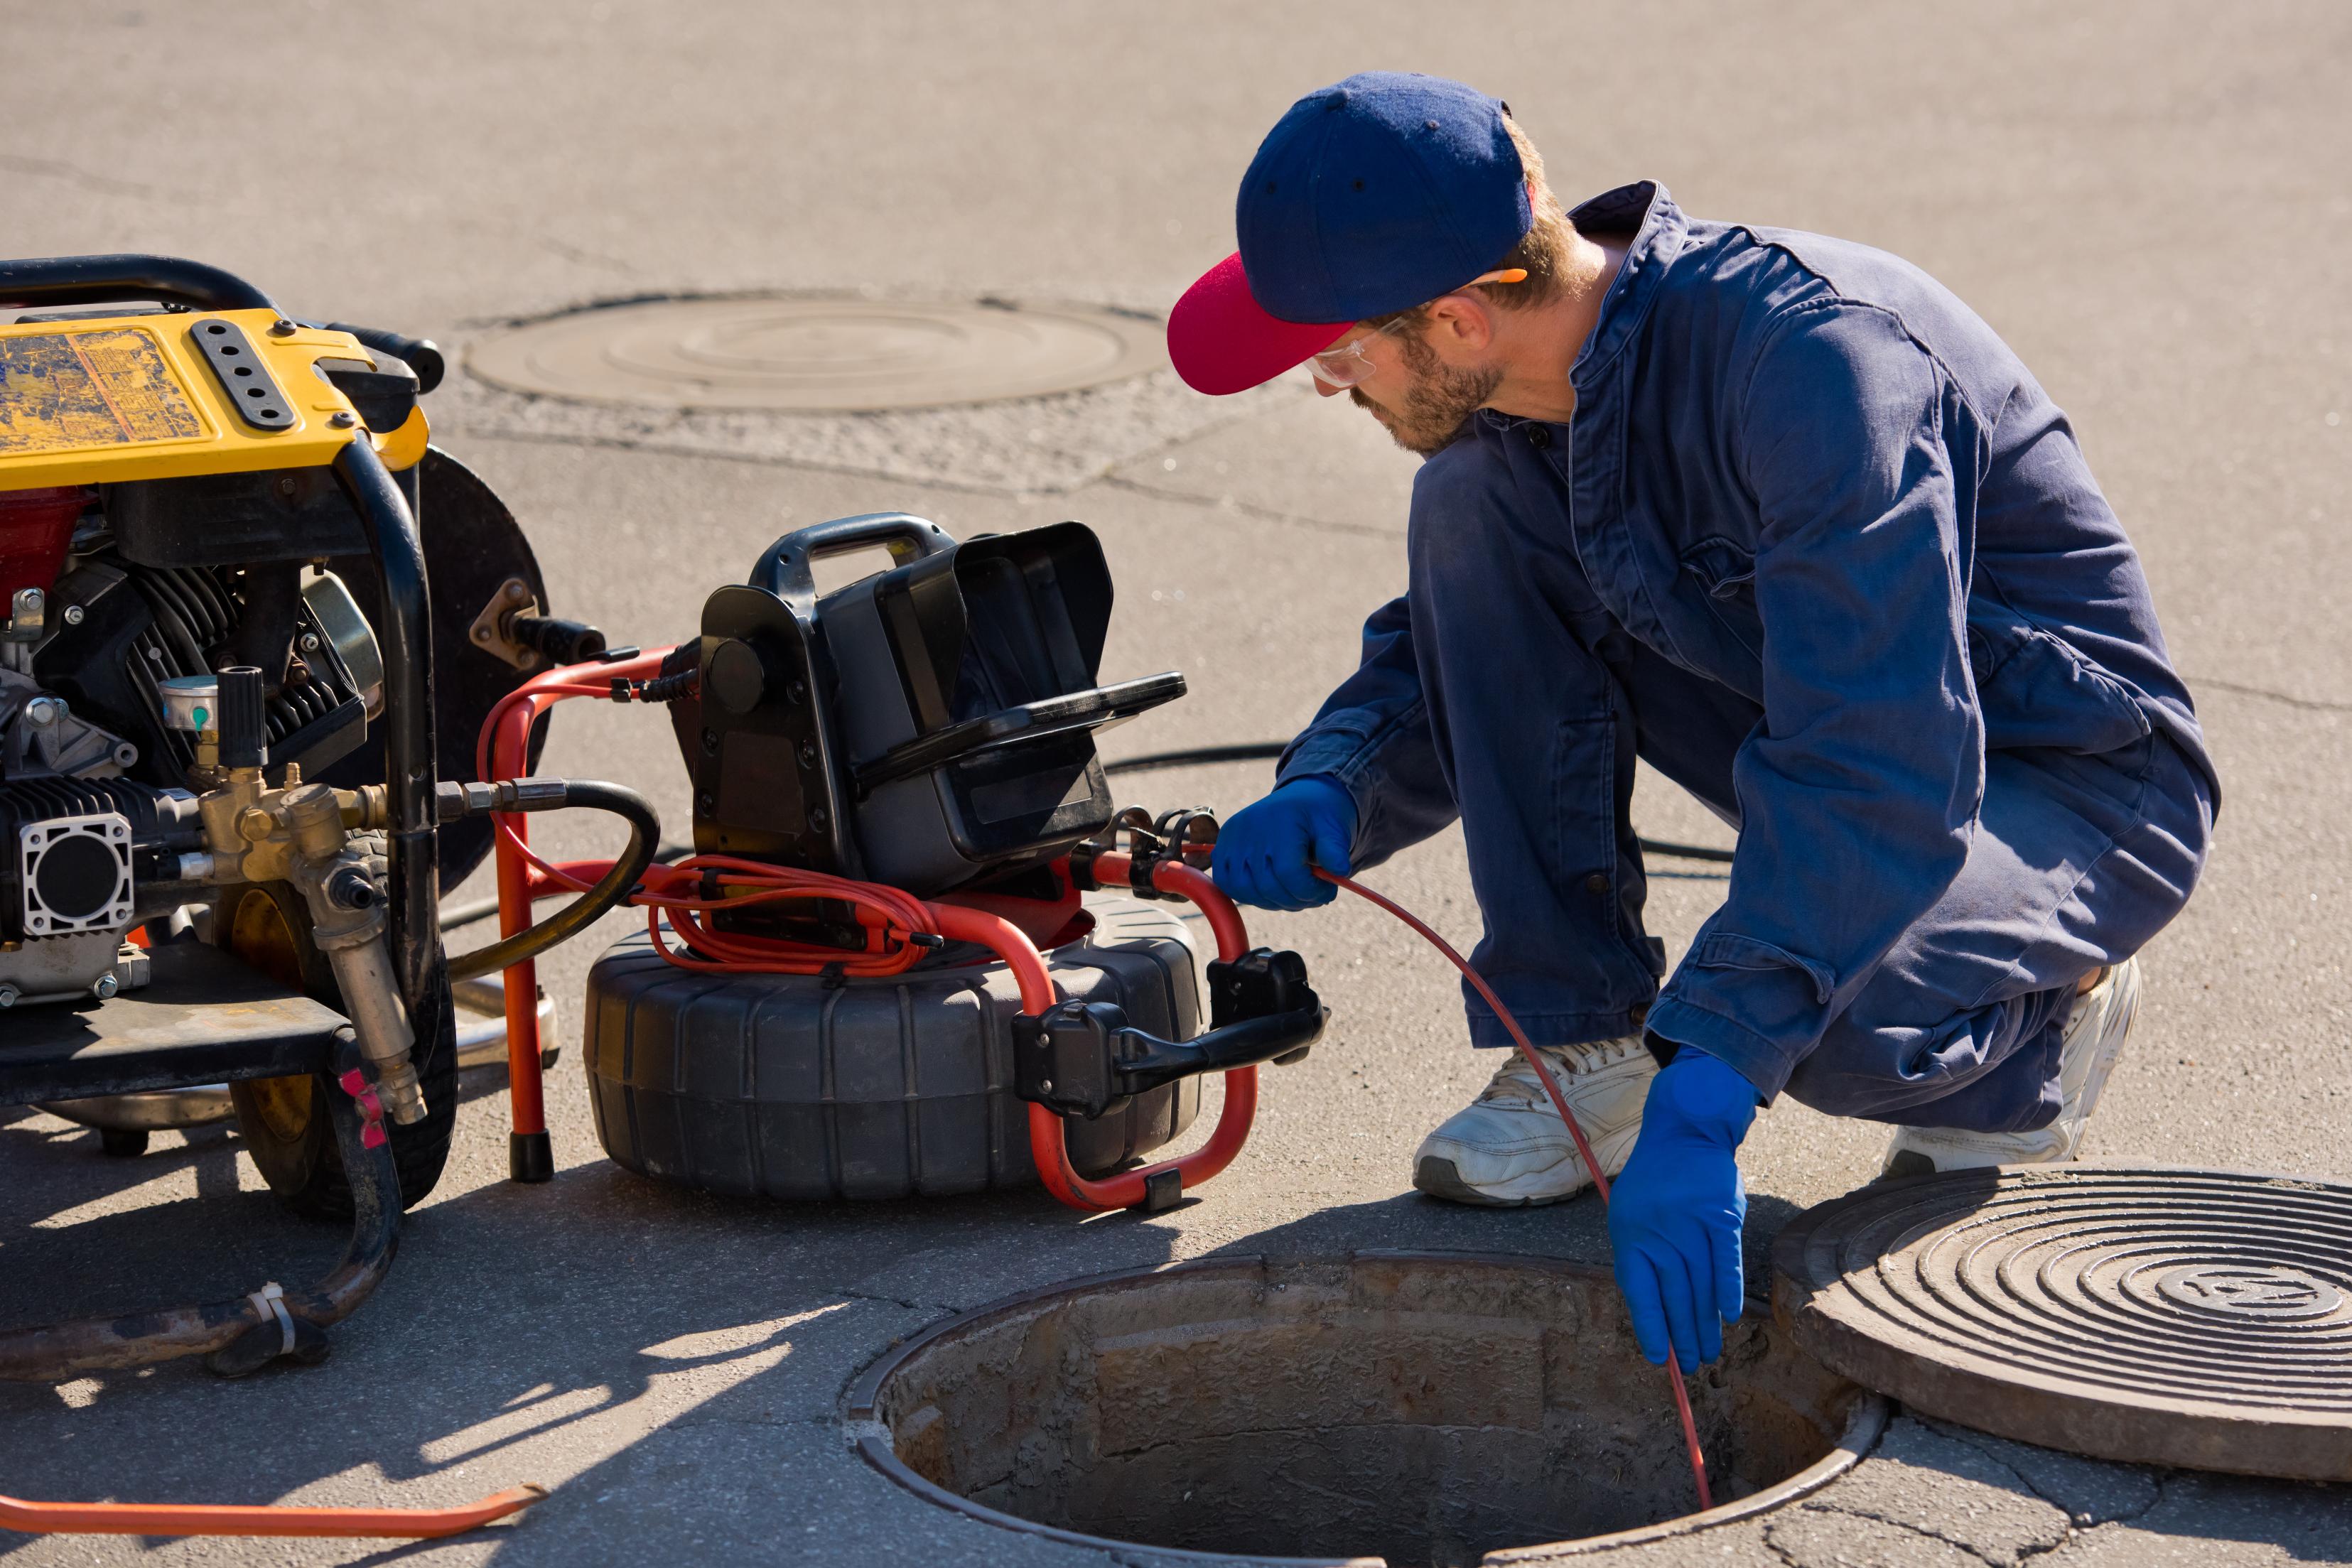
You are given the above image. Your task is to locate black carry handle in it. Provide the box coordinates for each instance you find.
[748,512,957,612]
[324,323,446,394]
[0,254,276,313]
[1015,1002,1327,1120]
[853,674,1188,791]
[1014,946,1327,1119]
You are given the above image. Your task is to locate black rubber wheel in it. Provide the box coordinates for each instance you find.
[99,1127,150,1159]
[225,833,459,1218]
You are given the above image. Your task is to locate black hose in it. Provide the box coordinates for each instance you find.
[445,782,661,982]
[438,840,695,934]
[1102,742,1737,865]
[0,1056,397,1380]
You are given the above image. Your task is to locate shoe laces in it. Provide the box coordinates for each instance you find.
[1475,1034,1646,1105]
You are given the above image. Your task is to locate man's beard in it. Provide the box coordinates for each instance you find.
[1350,335,1502,455]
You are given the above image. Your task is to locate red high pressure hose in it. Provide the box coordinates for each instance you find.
[1312,867,1715,1513]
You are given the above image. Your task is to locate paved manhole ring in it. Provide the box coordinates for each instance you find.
[1774,1164,2352,1481]
[465,295,1168,412]
[848,1252,1886,1564]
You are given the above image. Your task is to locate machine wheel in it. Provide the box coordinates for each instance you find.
[225,833,458,1218]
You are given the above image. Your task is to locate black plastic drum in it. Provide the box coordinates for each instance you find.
[582,898,1204,1199]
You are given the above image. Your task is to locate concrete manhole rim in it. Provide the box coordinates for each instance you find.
[463,288,1172,416]
[844,1249,1892,1565]
[1772,1162,2352,1484]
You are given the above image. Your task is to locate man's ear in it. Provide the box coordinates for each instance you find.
[1424,294,1494,358]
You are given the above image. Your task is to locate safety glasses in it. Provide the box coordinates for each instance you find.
[1307,268,1528,387]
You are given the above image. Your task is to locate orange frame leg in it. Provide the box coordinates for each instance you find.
[930,853,1263,1213]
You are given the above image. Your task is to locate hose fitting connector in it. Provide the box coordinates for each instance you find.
[434,778,570,821]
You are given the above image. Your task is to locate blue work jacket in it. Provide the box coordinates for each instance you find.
[1278,181,2216,1096]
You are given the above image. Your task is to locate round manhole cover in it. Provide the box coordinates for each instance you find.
[465,295,1168,413]
[848,1253,1885,1565]
[1773,1165,2352,1481]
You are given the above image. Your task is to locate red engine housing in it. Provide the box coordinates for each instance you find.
[0,487,88,606]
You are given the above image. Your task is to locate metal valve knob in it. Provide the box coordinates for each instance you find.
[217,666,266,770]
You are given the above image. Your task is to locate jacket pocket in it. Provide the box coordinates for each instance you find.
[1688,931,1837,1005]
[1679,536,1764,659]
[1680,536,1757,599]
[1968,617,2153,756]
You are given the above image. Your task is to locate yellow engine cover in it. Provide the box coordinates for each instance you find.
[0,308,428,491]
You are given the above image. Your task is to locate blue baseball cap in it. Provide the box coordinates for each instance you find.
[1169,72,1531,395]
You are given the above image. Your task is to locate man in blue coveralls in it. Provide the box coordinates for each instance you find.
[1173,73,2217,1373]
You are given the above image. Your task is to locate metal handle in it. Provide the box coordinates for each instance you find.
[0,254,275,313]
[323,323,446,394]
[851,673,1188,789]
[747,512,956,611]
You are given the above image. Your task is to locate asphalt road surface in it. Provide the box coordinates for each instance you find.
[2,4,2346,1564]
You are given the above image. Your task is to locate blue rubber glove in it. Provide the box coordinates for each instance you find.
[1210,777,1356,910]
[1607,1049,1759,1368]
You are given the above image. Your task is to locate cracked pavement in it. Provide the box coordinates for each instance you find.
[2,1,2348,1564]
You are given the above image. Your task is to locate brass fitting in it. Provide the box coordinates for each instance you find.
[338,784,392,832]
[188,765,426,1125]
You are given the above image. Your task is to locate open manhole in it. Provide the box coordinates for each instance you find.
[848,1253,1886,1566]
[465,294,1167,412]
[1776,1164,2352,1482]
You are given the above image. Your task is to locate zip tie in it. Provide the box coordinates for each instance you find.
[248,1282,296,1358]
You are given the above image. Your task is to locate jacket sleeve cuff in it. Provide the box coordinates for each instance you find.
[1276,707,1449,871]
[1276,728,1379,790]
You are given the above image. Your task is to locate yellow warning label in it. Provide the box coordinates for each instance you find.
[0,330,206,456]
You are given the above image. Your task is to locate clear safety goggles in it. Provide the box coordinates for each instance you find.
[1308,269,1528,387]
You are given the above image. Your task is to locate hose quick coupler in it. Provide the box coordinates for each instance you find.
[507,614,607,668]
[338,784,390,832]
[435,778,570,822]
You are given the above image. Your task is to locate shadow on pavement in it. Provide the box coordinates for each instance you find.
[0,1137,1183,1564]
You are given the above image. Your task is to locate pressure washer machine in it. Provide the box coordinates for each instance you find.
[0,254,649,1389]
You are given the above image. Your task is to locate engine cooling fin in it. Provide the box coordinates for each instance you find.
[1773,1164,2352,1481]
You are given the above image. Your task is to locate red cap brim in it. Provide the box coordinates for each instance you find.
[1167,252,1349,396]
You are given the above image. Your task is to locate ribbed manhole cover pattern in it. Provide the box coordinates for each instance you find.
[465,296,1167,412]
[1774,1165,2352,1481]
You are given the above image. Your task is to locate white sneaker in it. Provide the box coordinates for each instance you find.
[1880,957,2142,1178]
[1412,1034,1656,1206]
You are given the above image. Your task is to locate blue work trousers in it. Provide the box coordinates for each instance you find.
[1366,543,2215,1135]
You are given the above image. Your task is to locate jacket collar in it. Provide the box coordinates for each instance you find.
[1566,180,1685,387]
[1470,180,1685,440]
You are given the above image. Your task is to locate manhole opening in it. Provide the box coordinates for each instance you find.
[851,1253,1879,1567]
